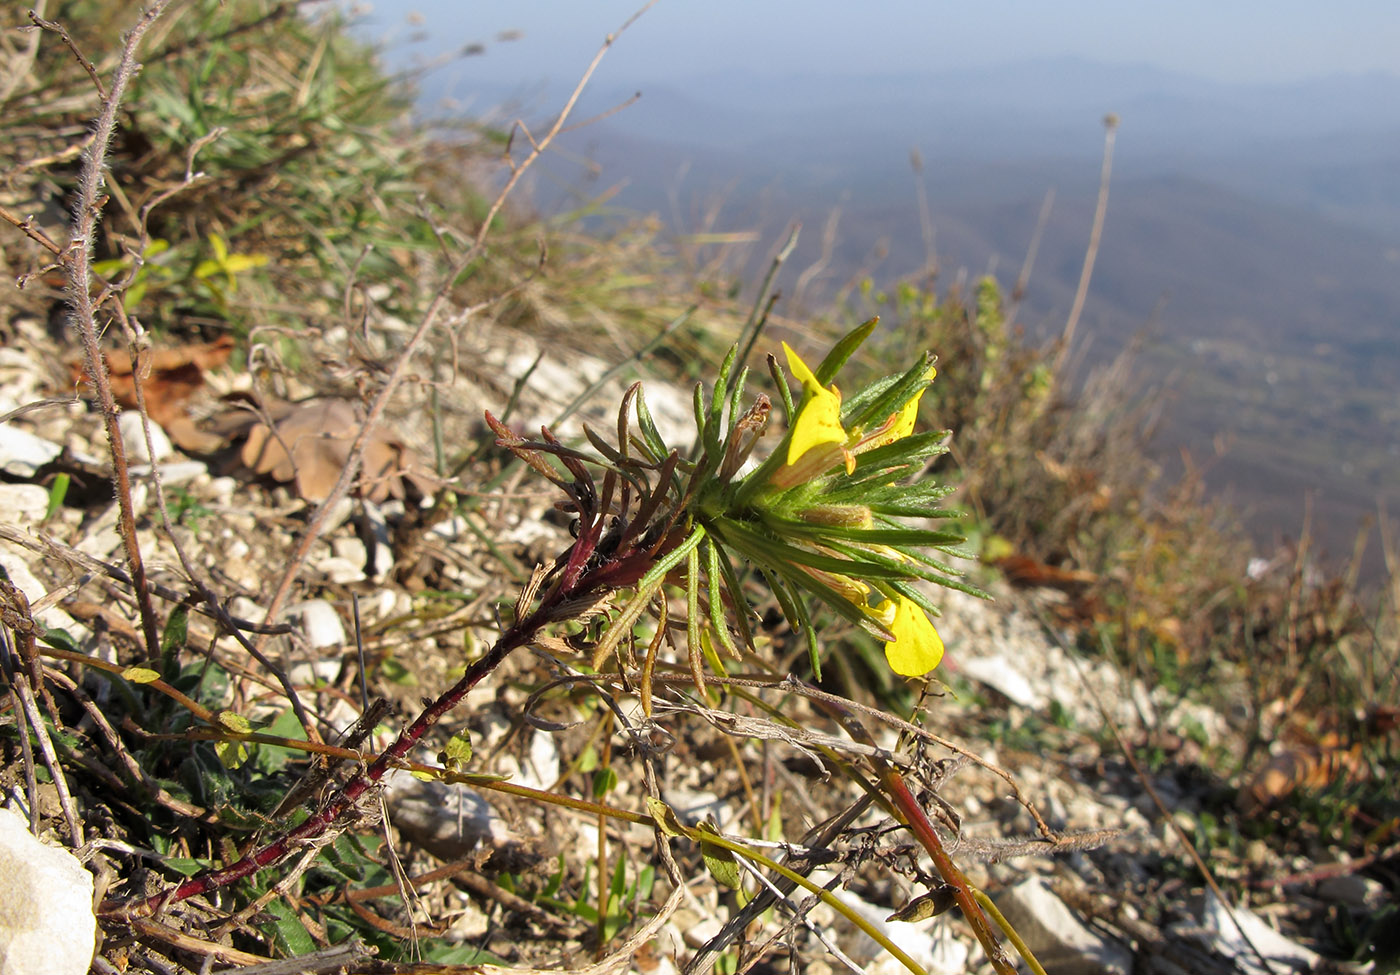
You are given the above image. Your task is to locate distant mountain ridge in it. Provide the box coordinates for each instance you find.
[417,57,1400,569]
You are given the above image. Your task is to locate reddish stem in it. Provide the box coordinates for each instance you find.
[880,767,1017,975]
[110,507,696,917]
[112,523,645,916]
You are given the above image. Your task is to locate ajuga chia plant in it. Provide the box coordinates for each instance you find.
[108,317,1038,972]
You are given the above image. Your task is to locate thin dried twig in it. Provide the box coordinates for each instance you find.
[254,2,661,642]
[59,0,175,661]
[1058,114,1118,371]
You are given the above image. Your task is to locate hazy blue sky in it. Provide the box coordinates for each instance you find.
[356,1,1400,89]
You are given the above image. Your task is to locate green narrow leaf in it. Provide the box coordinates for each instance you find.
[160,605,189,676]
[121,666,161,684]
[591,766,618,798]
[44,473,70,519]
[704,541,742,659]
[847,353,936,432]
[42,628,83,654]
[264,899,316,957]
[691,381,708,450]
[814,317,879,386]
[766,352,794,426]
[725,364,750,438]
[633,386,671,460]
[698,822,741,889]
[608,854,628,903]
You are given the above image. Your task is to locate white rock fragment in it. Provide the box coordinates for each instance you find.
[0,809,96,975]
[1200,889,1321,975]
[316,554,365,585]
[681,915,723,950]
[332,536,368,575]
[286,599,346,650]
[927,923,971,975]
[959,653,1043,709]
[0,484,50,527]
[117,411,173,464]
[206,475,238,503]
[0,424,61,477]
[385,773,511,861]
[0,545,86,638]
[128,460,207,485]
[994,878,1131,975]
[803,871,943,975]
[498,728,561,792]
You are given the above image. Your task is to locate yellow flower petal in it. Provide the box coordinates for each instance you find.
[866,365,937,449]
[879,596,944,677]
[782,342,847,465]
[891,387,924,439]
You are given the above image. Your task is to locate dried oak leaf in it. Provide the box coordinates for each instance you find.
[231,398,436,504]
[71,336,234,426]
[70,336,234,451]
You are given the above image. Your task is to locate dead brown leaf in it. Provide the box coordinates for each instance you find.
[222,397,437,504]
[70,336,234,450]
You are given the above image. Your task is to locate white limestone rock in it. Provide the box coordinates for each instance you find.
[0,484,50,527]
[0,808,96,975]
[0,425,61,477]
[289,598,346,650]
[385,773,511,861]
[118,410,174,464]
[1200,889,1321,975]
[993,877,1131,975]
[959,653,1043,709]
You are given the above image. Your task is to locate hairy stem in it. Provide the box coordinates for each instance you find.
[64,0,174,661]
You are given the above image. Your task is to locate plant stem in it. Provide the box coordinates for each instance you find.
[121,532,620,914]
[879,766,1020,975]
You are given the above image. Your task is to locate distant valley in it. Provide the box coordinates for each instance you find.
[420,59,1400,574]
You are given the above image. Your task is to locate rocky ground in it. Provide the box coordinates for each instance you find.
[0,310,1383,975]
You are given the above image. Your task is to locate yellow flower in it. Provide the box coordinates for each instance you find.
[860,364,937,452]
[782,342,848,466]
[873,595,944,677]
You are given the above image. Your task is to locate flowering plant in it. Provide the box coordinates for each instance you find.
[684,317,981,680]
[133,316,991,938]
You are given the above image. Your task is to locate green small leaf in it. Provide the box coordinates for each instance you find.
[380,657,418,686]
[697,822,741,889]
[814,317,878,386]
[44,474,70,519]
[160,605,189,675]
[591,766,618,798]
[215,739,250,769]
[423,945,508,965]
[158,857,208,878]
[255,707,309,773]
[263,898,316,956]
[440,731,473,770]
[121,666,161,684]
[216,710,252,734]
[645,796,683,838]
[42,628,82,654]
